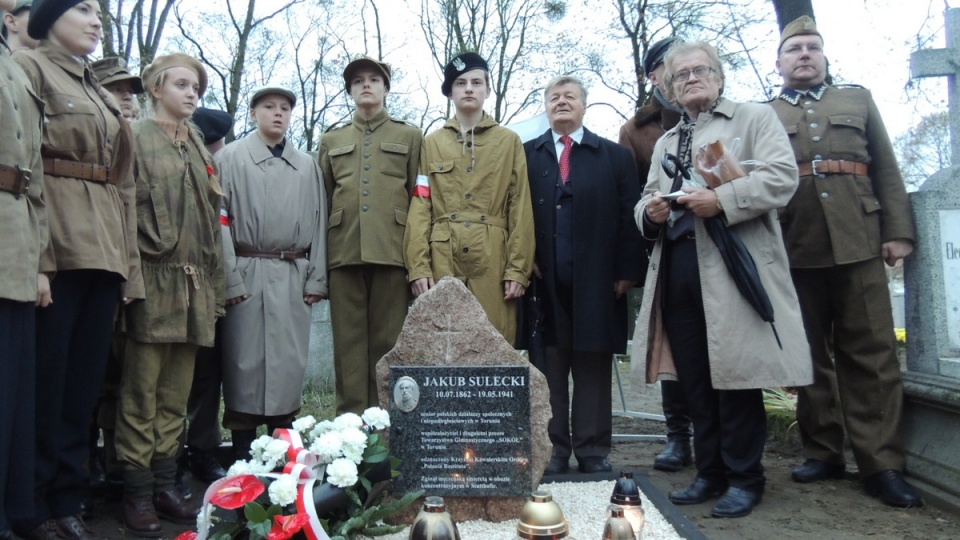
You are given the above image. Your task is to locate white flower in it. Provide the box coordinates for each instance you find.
[339,428,368,464]
[264,439,291,463]
[267,474,299,506]
[309,431,344,464]
[361,408,390,430]
[292,415,317,432]
[250,435,275,461]
[326,458,359,488]
[226,460,253,476]
[310,420,336,440]
[333,412,363,431]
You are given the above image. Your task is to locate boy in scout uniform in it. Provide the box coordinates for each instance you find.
[1,5,46,536]
[403,52,535,345]
[769,16,921,508]
[319,57,422,415]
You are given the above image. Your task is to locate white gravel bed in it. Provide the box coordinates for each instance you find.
[361,480,682,539]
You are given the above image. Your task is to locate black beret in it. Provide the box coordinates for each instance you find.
[192,107,234,145]
[27,0,84,40]
[642,36,679,76]
[441,52,489,97]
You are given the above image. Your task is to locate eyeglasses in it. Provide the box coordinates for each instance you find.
[671,66,715,85]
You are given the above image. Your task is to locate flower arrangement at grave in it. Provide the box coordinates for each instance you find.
[175,408,422,540]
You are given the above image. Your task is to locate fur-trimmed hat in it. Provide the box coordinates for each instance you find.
[441,52,488,97]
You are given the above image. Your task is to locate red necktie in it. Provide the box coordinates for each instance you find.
[559,135,573,183]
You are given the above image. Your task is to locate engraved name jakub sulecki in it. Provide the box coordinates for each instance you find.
[422,375,525,399]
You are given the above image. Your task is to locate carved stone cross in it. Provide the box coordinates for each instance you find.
[911,8,960,166]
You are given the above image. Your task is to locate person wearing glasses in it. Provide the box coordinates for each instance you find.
[633,40,811,518]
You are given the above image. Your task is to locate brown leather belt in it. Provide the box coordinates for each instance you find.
[234,248,309,261]
[0,163,31,196]
[43,158,112,184]
[797,159,868,177]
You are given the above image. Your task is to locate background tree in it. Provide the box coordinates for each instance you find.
[895,110,949,190]
[99,0,176,66]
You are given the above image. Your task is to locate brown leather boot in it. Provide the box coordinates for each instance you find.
[153,490,200,524]
[122,494,162,538]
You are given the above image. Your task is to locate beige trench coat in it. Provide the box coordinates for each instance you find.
[216,133,327,416]
[630,99,812,391]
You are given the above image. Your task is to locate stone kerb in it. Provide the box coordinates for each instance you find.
[375,276,552,522]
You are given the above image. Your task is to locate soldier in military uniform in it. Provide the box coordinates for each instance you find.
[769,16,921,508]
[403,52,535,345]
[319,57,422,415]
[1,0,37,51]
[617,36,692,473]
[0,4,46,537]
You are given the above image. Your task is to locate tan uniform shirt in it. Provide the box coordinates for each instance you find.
[0,38,47,302]
[13,41,143,298]
[769,84,915,268]
[319,108,422,269]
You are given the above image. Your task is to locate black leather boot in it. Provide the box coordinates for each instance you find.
[655,380,693,471]
[231,429,257,462]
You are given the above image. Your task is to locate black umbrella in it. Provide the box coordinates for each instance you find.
[661,153,782,349]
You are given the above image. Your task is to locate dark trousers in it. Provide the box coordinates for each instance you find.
[186,323,224,453]
[662,240,766,491]
[660,379,691,441]
[791,258,905,475]
[19,270,120,529]
[544,285,612,461]
[0,300,36,531]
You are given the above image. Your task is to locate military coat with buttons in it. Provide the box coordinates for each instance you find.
[319,108,422,269]
[0,38,47,303]
[13,41,144,299]
[768,84,915,268]
[122,119,224,346]
[403,113,535,343]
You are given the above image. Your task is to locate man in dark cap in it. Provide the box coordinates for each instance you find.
[91,56,143,120]
[192,106,233,153]
[617,36,692,473]
[403,51,534,345]
[768,15,921,508]
[1,0,36,50]
[319,56,422,415]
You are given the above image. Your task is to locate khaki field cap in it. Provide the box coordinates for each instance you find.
[342,56,392,92]
[141,53,208,97]
[91,57,145,94]
[779,15,822,52]
[249,85,296,108]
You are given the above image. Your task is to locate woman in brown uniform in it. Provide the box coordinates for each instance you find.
[11,1,141,539]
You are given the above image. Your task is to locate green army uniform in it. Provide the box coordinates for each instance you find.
[404,112,535,345]
[319,108,422,414]
[770,83,915,476]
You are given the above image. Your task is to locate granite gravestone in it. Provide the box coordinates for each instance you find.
[376,277,552,522]
[902,8,960,510]
[390,365,531,496]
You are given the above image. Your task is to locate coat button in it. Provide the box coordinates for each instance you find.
[362,205,369,211]
[807,109,815,114]
[538,198,544,204]
[67,102,75,109]
[363,164,370,170]
[814,154,822,160]
[362,190,369,196]
[820,192,829,199]
[364,140,371,146]
[362,178,370,183]
[363,152,371,158]
[463,247,469,253]
[465,193,472,199]
[366,130,373,135]
[556,204,561,209]
[804,101,812,106]
[466,167,473,172]
[451,214,457,220]
[810,123,818,129]
[392,145,398,150]
[811,136,821,142]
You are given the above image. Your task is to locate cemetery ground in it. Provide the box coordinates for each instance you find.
[82,362,957,539]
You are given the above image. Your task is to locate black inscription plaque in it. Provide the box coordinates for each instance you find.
[390,365,531,496]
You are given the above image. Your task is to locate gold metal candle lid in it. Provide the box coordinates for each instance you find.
[517,490,569,539]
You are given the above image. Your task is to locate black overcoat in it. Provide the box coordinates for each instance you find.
[523,128,645,354]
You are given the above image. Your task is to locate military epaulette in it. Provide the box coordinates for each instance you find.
[832,83,866,90]
[324,121,350,133]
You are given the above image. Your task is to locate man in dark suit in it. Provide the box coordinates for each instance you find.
[525,76,646,474]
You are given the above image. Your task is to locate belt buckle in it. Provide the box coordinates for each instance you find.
[279,250,293,260]
[15,165,31,195]
[811,159,822,175]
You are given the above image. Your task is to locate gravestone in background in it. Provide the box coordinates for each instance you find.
[903,8,960,511]
[376,277,552,522]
